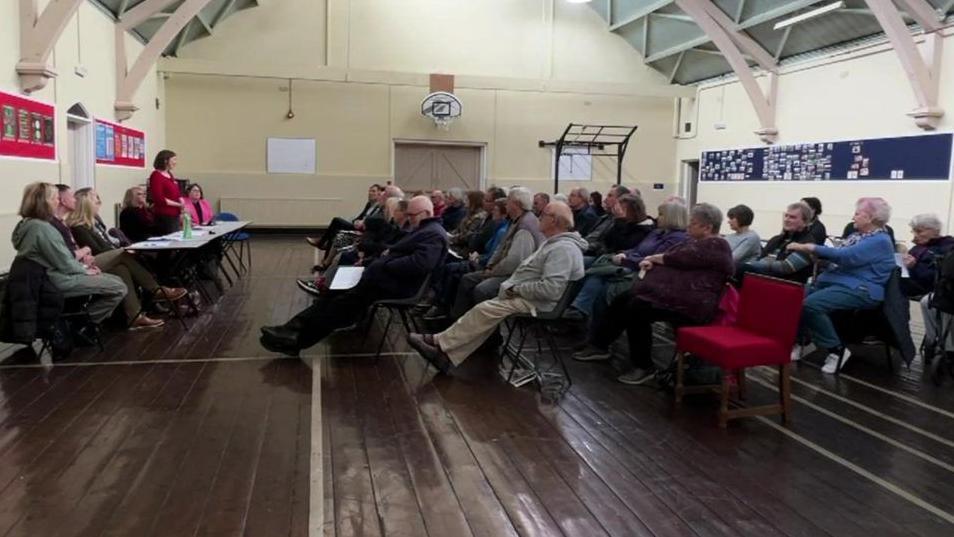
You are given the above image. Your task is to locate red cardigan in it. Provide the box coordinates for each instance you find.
[149,170,181,218]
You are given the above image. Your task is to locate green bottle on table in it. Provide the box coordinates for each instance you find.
[182,208,193,239]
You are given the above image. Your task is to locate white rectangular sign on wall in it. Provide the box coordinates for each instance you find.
[267,137,316,174]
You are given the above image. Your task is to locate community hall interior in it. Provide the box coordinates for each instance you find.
[4,0,954,536]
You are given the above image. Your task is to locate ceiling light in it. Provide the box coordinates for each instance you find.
[773,1,844,30]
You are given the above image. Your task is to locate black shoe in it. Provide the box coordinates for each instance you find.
[407,333,454,374]
[922,339,937,365]
[260,332,300,356]
[296,279,322,298]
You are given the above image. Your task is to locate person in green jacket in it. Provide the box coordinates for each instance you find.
[12,182,126,324]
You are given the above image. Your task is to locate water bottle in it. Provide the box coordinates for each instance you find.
[182,209,193,239]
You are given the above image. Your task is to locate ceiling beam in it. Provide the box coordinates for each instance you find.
[609,0,673,31]
[734,0,746,23]
[697,0,776,72]
[213,0,239,27]
[669,50,686,83]
[774,25,792,61]
[115,0,216,121]
[645,0,819,64]
[117,0,131,16]
[863,0,944,129]
[17,0,85,93]
[195,11,214,34]
[120,0,179,30]
[894,0,944,32]
[674,0,778,143]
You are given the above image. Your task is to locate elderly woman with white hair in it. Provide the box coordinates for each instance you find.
[786,197,896,374]
[902,214,954,297]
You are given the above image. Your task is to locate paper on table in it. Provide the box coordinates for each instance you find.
[330,267,364,290]
[895,253,909,278]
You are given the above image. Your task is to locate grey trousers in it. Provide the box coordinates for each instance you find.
[57,272,128,323]
[450,271,506,319]
[920,294,954,349]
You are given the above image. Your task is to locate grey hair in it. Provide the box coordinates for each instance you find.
[571,186,590,200]
[383,185,404,200]
[553,193,569,203]
[910,213,943,232]
[691,203,723,234]
[787,201,814,223]
[656,201,689,231]
[508,186,534,211]
[447,187,465,201]
[612,185,631,196]
[856,197,892,226]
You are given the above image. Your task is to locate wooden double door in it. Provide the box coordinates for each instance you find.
[394,143,482,193]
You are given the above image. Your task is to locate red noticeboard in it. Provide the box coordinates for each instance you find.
[0,90,56,161]
[95,118,146,168]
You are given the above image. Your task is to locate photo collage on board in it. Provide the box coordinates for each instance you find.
[1,103,54,147]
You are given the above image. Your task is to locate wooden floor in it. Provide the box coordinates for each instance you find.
[3,237,954,537]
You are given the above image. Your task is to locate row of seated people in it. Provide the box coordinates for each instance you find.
[3,183,189,349]
[259,181,939,386]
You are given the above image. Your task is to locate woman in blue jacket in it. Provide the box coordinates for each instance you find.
[787,197,896,374]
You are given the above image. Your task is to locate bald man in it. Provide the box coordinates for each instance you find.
[261,195,448,354]
[407,201,586,373]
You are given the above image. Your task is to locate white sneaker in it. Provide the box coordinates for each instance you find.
[789,343,816,362]
[821,348,852,374]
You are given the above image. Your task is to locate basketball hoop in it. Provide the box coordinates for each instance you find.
[421,91,462,130]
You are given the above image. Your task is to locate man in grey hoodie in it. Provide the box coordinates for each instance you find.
[448,187,545,319]
[408,201,586,373]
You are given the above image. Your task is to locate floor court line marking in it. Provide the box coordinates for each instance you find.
[747,374,954,474]
[756,367,954,449]
[309,357,323,537]
[0,352,419,370]
[755,415,954,525]
[797,360,954,420]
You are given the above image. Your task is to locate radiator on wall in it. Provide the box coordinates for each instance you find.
[218,197,343,227]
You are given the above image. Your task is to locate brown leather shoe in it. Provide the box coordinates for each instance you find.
[153,287,187,301]
[305,236,321,247]
[130,313,164,330]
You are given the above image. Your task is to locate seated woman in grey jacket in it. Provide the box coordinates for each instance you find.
[67,189,186,329]
[13,183,127,325]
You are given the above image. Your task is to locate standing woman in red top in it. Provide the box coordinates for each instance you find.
[149,149,184,234]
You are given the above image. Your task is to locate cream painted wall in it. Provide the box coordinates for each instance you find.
[0,1,165,268]
[676,32,954,245]
[165,0,682,226]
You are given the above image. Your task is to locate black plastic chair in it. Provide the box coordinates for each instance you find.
[37,294,104,360]
[367,274,432,360]
[499,278,585,399]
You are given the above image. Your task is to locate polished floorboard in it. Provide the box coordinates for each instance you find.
[2,237,954,537]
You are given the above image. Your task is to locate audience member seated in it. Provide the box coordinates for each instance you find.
[305,183,382,249]
[406,202,585,373]
[425,199,510,320]
[314,185,403,271]
[448,190,487,251]
[259,196,447,354]
[441,188,467,232]
[119,186,156,243]
[843,221,896,246]
[590,191,605,217]
[13,182,127,325]
[182,183,215,225]
[738,202,816,284]
[582,185,630,255]
[448,187,544,319]
[465,187,507,254]
[573,203,733,385]
[568,200,688,321]
[724,204,761,265]
[149,150,185,234]
[431,190,447,219]
[786,197,896,374]
[583,194,654,258]
[67,189,186,329]
[901,213,954,298]
[800,197,827,245]
[568,187,598,236]
[532,192,550,217]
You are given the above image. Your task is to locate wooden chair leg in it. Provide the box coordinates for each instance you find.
[779,363,793,425]
[674,352,686,406]
[736,368,746,400]
[718,373,731,428]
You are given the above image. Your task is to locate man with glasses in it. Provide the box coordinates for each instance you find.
[260,195,447,355]
[407,201,586,373]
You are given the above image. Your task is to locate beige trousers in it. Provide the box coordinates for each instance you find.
[435,297,534,366]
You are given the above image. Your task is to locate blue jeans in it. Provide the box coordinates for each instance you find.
[801,284,880,350]
[572,274,608,316]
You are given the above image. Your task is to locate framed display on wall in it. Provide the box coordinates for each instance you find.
[0,90,56,161]
[95,118,146,168]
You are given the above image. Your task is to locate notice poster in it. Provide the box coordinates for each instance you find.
[95,118,145,167]
[0,90,55,160]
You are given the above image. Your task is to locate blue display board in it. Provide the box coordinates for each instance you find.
[701,133,953,182]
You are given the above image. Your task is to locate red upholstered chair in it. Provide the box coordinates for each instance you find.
[674,274,804,427]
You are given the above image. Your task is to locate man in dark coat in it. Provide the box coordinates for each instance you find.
[261,196,447,354]
[568,187,598,236]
